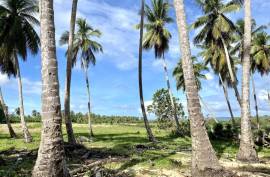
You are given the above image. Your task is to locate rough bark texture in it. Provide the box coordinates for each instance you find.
[15,55,32,143]
[81,58,94,138]
[32,0,69,176]
[162,57,181,133]
[221,37,242,107]
[173,1,227,176]
[0,87,17,138]
[138,0,156,142]
[237,0,258,162]
[219,74,235,127]
[251,74,259,130]
[64,0,78,144]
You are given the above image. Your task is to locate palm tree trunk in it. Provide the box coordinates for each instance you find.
[63,0,78,144]
[0,87,17,138]
[221,37,242,106]
[251,73,260,130]
[81,58,94,138]
[32,0,69,176]
[237,0,258,162]
[219,74,236,127]
[173,1,226,176]
[138,0,156,142]
[161,56,181,133]
[15,55,32,143]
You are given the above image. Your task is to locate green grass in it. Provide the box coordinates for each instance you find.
[0,123,270,176]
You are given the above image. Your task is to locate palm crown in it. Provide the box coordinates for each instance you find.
[0,0,39,75]
[173,56,208,91]
[60,18,103,69]
[251,32,270,75]
[143,0,173,58]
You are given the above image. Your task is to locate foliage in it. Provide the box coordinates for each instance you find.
[0,0,40,76]
[173,56,208,91]
[147,89,185,129]
[142,0,173,58]
[59,18,103,69]
[5,110,142,124]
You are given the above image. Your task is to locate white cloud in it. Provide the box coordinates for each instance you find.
[205,73,214,80]
[0,74,9,85]
[54,0,140,71]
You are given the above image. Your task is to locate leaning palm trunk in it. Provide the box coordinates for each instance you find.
[221,37,242,106]
[15,55,32,143]
[63,0,78,144]
[0,87,17,138]
[251,73,259,130]
[173,1,234,176]
[237,0,258,162]
[161,57,181,133]
[138,0,156,142]
[32,0,69,176]
[81,58,94,138]
[219,74,236,128]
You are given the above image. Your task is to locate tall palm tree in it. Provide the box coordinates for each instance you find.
[236,0,259,162]
[60,18,103,138]
[251,32,270,130]
[0,0,40,143]
[173,0,230,176]
[192,0,242,106]
[32,0,69,176]
[233,19,268,130]
[199,44,238,126]
[138,0,156,142]
[198,41,238,126]
[63,0,78,144]
[143,0,181,132]
[173,56,208,91]
[0,87,17,138]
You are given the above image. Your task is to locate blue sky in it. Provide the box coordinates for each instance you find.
[1,0,270,118]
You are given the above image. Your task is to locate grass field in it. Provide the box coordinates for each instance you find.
[0,123,270,177]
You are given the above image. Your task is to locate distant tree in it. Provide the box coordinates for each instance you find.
[147,89,185,130]
[32,110,37,117]
[15,107,20,116]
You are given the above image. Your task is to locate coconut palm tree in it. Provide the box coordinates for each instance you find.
[32,0,69,176]
[199,43,239,127]
[0,87,17,138]
[236,0,259,162]
[63,0,78,144]
[60,18,103,138]
[143,0,181,132]
[192,0,242,106]
[250,32,270,130]
[138,0,156,142]
[0,0,40,143]
[233,19,268,130]
[173,56,208,91]
[173,0,233,176]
